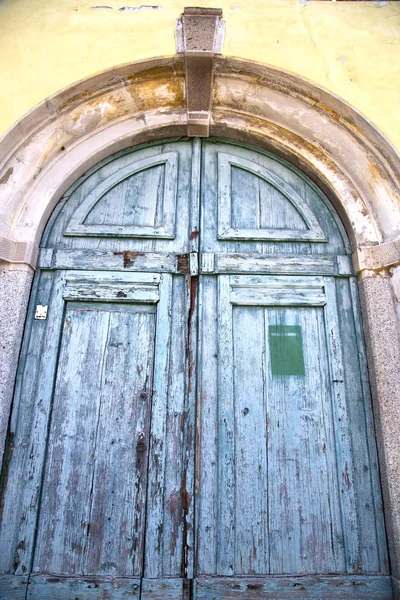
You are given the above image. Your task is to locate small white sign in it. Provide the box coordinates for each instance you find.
[35,305,48,320]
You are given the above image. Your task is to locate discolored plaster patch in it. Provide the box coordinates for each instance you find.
[119,5,162,12]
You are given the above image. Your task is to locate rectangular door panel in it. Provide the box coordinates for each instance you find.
[196,274,387,579]
[33,302,156,576]
[266,304,343,575]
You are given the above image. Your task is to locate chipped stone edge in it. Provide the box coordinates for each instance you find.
[353,238,400,278]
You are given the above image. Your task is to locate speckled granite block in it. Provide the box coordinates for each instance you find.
[0,265,33,465]
[359,275,400,585]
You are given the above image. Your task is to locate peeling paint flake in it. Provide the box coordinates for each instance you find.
[119,5,162,12]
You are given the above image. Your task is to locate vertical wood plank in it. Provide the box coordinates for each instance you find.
[84,307,156,576]
[0,271,66,576]
[323,277,361,572]
[216,276,235,575]
[196,275,218,575]
[161,276,186,576]
[189,137,201,252]
[183,136,201,578]
[9,269,44,434]
[33,306,112,574]
[232,305,268,574]
[144,274,173,578]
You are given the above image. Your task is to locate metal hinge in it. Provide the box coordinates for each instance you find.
[200,252,214,274]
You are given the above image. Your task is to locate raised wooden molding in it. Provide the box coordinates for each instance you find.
[176,7,225,137]
[217,152,327,242]
[65,152,178,239]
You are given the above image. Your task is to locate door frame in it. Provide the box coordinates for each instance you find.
[1,57,400,595]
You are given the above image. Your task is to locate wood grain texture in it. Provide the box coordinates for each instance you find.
[141,578,183,599]
[266,304,344,574]
[143,274,174,578]
[196,271,388,578]
[218,152,326,242]
[196,275,218,576]
[201,140,348,257]
[195,575,393,599]
[27,576,140,599]
[323,277,361,572]
[1,139,390,598]
[65,152,178,239]
[347,277,389,573]
[82,307,156,576]
[0,576,28,600]
[0,271,67,575]
[212,253,338,275]
[216,276,236,576]
[43,141,194,255]
[50,250,178,273]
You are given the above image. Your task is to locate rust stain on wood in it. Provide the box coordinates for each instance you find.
[167,489,182,555]
[187,275,198,394]
[181,467,191,579]
[114,251,144,268]
[177,254,189,274]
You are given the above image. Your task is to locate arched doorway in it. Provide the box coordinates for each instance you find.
[0,138,392,598]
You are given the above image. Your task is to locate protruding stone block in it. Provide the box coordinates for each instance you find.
[176,7,225,136]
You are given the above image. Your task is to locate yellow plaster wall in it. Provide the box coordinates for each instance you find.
[1,0,400,150]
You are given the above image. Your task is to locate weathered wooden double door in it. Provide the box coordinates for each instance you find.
[0,140,392,599]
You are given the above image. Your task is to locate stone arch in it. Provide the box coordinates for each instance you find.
[0,57,400,268]
[0,57,400,595]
